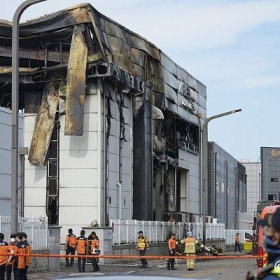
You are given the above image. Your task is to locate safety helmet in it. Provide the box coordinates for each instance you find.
[187,231,193,237]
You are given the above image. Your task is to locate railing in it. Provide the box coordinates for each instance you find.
[110,219,226,245]
[0,216,48,249]
[225,229,254,245]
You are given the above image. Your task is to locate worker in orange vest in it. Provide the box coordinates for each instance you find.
[0,233,8,280]
[90,232,100,272]
[6,237,18,280]
[76,230,88,273]
[235,233,241,252]
[16,232,31,280]
[181,231,205,271]
[65,228,77,267]
[167,233,177,270]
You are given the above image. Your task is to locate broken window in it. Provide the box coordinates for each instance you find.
[161,113,176,158]
[161,112,199,157]
[176,118,199,153]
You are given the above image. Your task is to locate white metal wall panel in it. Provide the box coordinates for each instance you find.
[59,206,99,226]
[0,107,23,216]
[24,188,46,206]
[24,207,46,218]
[59,187,99,207]
[59,132,98,151]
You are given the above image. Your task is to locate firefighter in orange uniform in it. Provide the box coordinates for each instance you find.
[90,232,100,272]
[167,233,177,270]
[76,230,88,273]
[16,232,31,280]
[181,231,205,271]
[65,229,76,267]
[6,237,18,280]
[0,233,8,280]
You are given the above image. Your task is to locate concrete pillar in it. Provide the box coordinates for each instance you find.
[48,226,62,271]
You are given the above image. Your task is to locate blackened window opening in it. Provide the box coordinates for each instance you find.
[46,111,60,225]
[176,118,199,153]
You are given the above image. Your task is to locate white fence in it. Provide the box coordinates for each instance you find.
[225,229,254,245]
[0,216,48,249]
[110,219,225,245]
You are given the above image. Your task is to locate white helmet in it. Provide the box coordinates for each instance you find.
[187,231,193,237]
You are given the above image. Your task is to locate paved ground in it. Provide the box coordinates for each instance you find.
[27,254,256,280]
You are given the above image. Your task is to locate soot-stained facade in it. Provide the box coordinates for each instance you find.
[0,3,207,232]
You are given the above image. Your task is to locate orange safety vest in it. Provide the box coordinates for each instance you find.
[0,241,8,266]
[66,234,77,249]
[91,239,99,254]
[185,237,196,254]
[76,236,88,255]
[235,235,240,243]
[168,238,176,250]
[7,244,18,266]
[17,240,31,269]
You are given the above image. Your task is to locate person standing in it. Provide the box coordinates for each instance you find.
[76,230,88,273]
[13,233,20,280]
[167,233,177,270]
[0,233,8,280]
[65,229,76,267]
[21,232,30,280]
[181,231,205,271]
[136,231,148,268]
[16,232,30,280]
[235,233,241,252]
[90,232,100,272]
[6,237,18,280]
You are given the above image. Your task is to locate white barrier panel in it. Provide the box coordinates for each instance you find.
[110,219,226,245]
[0,216,48,249]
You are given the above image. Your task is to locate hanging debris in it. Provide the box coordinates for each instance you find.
[28,79,60,166]
[65,24,88,136]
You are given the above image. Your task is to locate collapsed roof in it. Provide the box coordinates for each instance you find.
[0,3,206,165]
[0,3,206,106]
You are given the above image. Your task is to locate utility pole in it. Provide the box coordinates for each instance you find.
[202,109,242,246]
[11,0,46,233]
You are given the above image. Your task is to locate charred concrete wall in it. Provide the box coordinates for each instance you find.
[133,95,152,220]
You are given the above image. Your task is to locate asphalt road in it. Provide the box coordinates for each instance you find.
[27,257,256,280]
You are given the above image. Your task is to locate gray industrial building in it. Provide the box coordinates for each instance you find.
[239,160,261,214]
[261,147,280,201]
[208,142,247,229]
[0,4,206,230]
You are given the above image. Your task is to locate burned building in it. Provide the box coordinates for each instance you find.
[0,4,206,230]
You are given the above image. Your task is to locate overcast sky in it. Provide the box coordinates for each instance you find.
[2,0,280,161]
